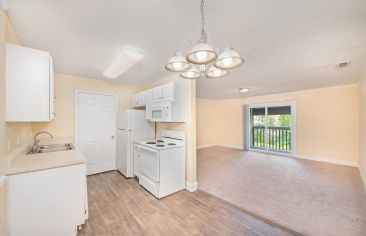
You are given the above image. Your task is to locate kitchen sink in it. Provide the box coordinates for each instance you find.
[27,143,74,155]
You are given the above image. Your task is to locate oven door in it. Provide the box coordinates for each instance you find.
[138,145,160,182]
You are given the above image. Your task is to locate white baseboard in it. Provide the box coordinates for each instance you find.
[218,144,243,149]
[197,144,359,168]
[196,144,217,149]
[296,154,359,167]
[197,143,243,150]
[359,167,366,191]
[185,181,198,192]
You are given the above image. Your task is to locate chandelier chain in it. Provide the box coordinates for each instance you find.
[200,0,208,43]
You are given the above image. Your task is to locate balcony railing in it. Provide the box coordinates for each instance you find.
[251,126,291,152]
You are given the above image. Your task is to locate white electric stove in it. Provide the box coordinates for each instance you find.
[134,130,185,198]
[134,131,185,150]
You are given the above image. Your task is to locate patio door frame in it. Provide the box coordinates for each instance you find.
[245,101,297,157]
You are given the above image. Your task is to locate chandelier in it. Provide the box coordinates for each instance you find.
[165,0,244,79]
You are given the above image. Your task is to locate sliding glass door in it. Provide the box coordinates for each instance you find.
[248,102,296,155]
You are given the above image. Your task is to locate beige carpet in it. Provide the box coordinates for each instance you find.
[197,146,366,236]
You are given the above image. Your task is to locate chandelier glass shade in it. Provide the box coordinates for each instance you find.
[180,66,201,79]
[186,43,217,64]
[206,65,228,79]
[214,48,244,69]
[165,52,191,72]
[165,0,244,79]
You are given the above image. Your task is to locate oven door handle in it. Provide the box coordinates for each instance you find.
[139,145,159,154]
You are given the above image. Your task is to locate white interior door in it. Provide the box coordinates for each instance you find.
[77,92,117,175]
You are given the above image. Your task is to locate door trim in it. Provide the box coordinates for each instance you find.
[74,90,118,170]
[246,101,297,157]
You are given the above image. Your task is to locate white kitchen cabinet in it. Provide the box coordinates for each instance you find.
[7,164,87,236]
[152,82,174,104]
[131,91,146,107]
[147,81,188,122]
[145,89,153,120]
[5,43,55,122]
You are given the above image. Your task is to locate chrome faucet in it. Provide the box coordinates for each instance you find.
[31,131,53,153]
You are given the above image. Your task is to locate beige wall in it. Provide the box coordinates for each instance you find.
[32,74,142,136]
[359,69,366,187]
[196,99,219,146]
[197,85,360,163]
[32,73,197,184]
[144,75,197,184]
[0,11,33,160]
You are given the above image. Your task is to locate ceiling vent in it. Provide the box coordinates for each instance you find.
[335,61,350,69]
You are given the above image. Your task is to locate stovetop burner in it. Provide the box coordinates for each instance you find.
[167,143,176,145]
[146,142,156,144]
[156,140,164,143]
[156,144,165,147]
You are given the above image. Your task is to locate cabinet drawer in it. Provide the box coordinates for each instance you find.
[139,173,159,197]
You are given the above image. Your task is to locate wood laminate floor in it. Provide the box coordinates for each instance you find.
[78,171,300,236]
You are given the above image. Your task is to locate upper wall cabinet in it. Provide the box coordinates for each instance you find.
[131,81,188,122]
[5,43,55,122]
[152,82,174,104]
[131,91,146,107]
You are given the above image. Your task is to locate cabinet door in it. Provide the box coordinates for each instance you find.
[138,91,146,106]
[49,58,56,120]
[5,44,51,122]
[145,89,153,120]
[7,164,85,236]
[162,83,174,101]
[152,87,163,104]
[131,94,139,107]
[132,92,146,107]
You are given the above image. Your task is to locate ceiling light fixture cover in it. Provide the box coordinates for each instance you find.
[206,65,228,79]
[180,66,201,79]
[165,52,191,72]
[187,43,217,64]
[0,0,10,10]
[165,0,244,80]
[103,47,143,79]
[239,88,249,93]
[215,48,244,69]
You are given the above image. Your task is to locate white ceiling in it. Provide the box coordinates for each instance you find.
[6,0,366,99]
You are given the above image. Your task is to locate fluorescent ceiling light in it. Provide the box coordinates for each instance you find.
[0,0,10,10]
[103,47,143,79]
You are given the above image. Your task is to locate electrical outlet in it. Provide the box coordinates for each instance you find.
[16,136,20,145]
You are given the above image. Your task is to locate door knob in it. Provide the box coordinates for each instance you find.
[111,135,115,139]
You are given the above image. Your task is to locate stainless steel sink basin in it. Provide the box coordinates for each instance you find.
[27,143,74,155]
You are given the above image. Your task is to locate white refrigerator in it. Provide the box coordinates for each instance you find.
[117,109,155,178]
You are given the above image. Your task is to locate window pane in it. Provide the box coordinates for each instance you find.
[250,108,265,126]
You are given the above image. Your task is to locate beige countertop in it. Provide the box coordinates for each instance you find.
[1,137,86,176]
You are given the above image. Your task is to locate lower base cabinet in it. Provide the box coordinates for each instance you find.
[7,164,88,236]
